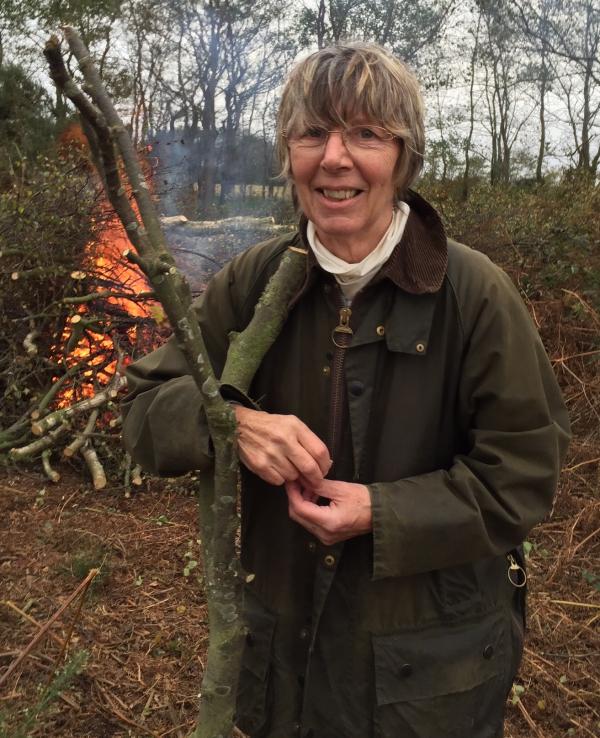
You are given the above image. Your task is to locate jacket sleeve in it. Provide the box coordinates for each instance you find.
[368,259,571,579]
[121,255,255,476]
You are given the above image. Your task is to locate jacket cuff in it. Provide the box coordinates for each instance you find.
[368,482,407,581]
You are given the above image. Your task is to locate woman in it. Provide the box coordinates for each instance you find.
[122,43,570,738]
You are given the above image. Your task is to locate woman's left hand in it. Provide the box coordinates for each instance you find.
[286,478,372,545]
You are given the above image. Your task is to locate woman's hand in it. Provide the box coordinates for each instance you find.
[286,478,372,545]
[234,406,332,486]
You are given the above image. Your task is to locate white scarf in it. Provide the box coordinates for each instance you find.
[307,201,410,300]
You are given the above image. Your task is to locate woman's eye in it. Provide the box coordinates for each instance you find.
[304,127,326,140]
[357,127,378,140]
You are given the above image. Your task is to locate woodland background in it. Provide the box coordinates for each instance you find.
[0,1,598,737]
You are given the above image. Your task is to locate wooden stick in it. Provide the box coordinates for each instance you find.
[94,681,160,737]
[549,599,600,609]
[81,441,108,490]
[44,29,307,738]
[10,423,69,460]
[63,409,100,458]
[516,697,546,738]
[41,448,61,482]
[31,375,126,436]
[0,568,98,689]
[1,600,67,649]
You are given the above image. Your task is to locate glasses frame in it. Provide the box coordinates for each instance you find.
[283,124,397,151]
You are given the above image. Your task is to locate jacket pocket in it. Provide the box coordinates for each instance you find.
[235,593,277,736]
[372,610,508,738]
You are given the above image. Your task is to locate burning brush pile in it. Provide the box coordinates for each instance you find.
[0,132,286,490]
[0,138,166,491]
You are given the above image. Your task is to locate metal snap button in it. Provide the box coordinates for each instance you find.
[376,325,385,336]
[348,380,364,396]
[400,663,413,677]
[323,554,336,568]
[415,342,426,353]
[483,645,494,659]
[322,366,331,376]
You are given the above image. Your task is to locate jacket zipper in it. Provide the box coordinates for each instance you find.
[328,290,352,469]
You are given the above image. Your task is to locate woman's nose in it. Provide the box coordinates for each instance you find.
[320,131,353,169]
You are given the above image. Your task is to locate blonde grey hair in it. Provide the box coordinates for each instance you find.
[276,42,425,198]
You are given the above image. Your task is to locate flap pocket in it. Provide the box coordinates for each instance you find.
[373,610,505,706]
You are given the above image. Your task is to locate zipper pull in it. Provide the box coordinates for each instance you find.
[507,553,527,588]
[332,307,353,348]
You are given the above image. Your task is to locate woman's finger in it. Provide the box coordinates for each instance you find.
[287,445,326,487]
[295,422,332,476]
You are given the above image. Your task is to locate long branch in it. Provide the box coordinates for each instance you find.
[0,567,98,689]
[44,29,308,738]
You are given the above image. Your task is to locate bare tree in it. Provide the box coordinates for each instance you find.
[476,0,535,183]
[462,7,483,197]
[512,0,600,176]
[295,0,454,62]
[123,0,170,146]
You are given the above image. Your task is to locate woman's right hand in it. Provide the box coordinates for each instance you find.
[233,405,332,486]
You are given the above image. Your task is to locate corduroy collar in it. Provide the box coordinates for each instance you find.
[294,189,448,297]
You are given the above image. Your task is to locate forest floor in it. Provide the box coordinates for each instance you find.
[0,450,598,737]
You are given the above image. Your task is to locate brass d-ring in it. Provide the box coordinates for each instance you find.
[507,555,527,588]
[331,330,350,348]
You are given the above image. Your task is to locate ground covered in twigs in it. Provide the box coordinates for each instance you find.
[1,448,598,737]
[0,472,208,737]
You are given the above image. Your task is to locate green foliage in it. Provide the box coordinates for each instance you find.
[0,149,96,433]
[68,547,109,588]
[0,650,88,738]
[5,0,123,48]
[0,65,56,158]
[183,552,198,577]
[419,175,600,308]
[582,570,600,592]
[183,539,199,577]
[511,682,526,704]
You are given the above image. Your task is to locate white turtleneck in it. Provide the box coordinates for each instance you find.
[306,201,410,301]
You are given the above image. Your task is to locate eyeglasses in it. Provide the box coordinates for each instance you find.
[284,125,396,152]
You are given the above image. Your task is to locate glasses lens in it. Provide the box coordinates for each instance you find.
[291,127,328,148]
[287,125,394,150]
[346,126,393,148]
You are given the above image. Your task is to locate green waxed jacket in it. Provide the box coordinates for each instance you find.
[122,192,570,738]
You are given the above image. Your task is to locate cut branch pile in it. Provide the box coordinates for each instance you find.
[7,374,135,489]
[0,185,162,491]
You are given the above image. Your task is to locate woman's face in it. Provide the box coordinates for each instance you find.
[289,119,400,261]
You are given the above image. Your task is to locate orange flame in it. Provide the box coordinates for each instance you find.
[54,132,159,406]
